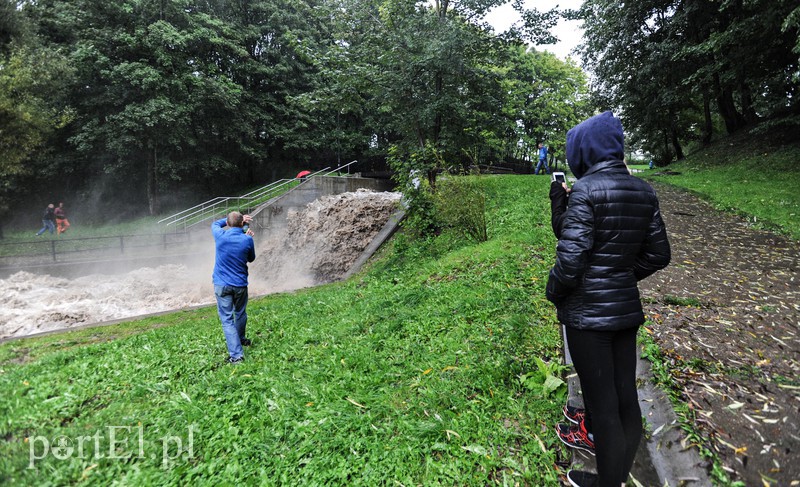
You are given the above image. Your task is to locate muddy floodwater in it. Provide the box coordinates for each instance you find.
[1,189,401,339]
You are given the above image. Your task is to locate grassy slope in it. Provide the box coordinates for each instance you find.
[5,130,795,485]
[0,176,567,485]
[641,131,800,240]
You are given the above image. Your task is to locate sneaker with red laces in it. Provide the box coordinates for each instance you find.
[556,421,595,455]
[563,403,585,425]
[566,469,598,487]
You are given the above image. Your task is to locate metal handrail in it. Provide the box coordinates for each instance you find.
[165,196,254,231]
[158,166,338,232]
[167,197,247,229]
[0,232,195,264]
[238,177,294,199]
[157,196,230,226]
[305,167,332,178]
[323,160,358,176]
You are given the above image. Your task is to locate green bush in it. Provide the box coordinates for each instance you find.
[387,145,441,237]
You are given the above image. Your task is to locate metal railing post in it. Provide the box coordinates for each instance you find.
[51,240,57,262]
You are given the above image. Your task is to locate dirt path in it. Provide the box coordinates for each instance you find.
[639,183,800,486]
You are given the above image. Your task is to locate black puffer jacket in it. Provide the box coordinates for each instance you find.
[546,113,671,331]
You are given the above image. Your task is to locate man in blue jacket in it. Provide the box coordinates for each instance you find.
[547,112,671,487]
[535,142,550,175]
[212,211,256,364]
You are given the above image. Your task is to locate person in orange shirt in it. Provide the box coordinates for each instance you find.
[54,202,70,234]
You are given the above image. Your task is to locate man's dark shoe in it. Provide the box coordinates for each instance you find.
[556,422,595,455]
[563,403,586,426]
[241,338,252,346]
[226,356,244,364]
[566,469,598,487]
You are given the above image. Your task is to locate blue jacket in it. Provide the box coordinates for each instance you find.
[212,218,255,287]
[546,112,671,331]
[539,146,548,161]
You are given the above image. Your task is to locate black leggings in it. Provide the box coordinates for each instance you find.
[565,326,642,487]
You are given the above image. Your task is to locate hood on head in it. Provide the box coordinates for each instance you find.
[566,111,624,179]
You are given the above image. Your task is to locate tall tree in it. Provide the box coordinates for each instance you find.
[499,45,589,164]
[314,0,564,187]
[578,0,696,162]
[6,0,592,225]
[0,2,74,235]
[197,0,333,169]
[65,0,257,214]
[578,0,799,163]
[21,0,326,216]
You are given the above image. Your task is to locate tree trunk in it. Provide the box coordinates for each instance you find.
[715,75,746,133]
[427,169,436,191]
[670,126,684,160]
[147,145,159,216]
[739,80,758,124]
[702,89,713,145]
[436,0,449,18]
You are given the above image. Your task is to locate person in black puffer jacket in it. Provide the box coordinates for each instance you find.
[547,112,671,487]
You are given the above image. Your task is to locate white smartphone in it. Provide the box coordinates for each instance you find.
[551,172,567,185]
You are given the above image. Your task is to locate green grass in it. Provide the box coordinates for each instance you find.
[0,175,567,485]
[4,129,797,484]
[662,295,703,308]
[642,134,800,240]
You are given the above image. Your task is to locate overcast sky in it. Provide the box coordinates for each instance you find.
[484,0,585,61]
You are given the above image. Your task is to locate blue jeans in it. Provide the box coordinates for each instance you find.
[535,158,550,175]
[36,220,56,235]
[214,285,248,359]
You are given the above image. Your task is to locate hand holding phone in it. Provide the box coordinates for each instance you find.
[551,172,570,194]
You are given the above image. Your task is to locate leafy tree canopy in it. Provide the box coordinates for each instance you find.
[2,0,589,225]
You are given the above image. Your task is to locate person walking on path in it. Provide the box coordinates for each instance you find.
[54,202,70,235]
[535,142,551,175]
[35,204,56,236]
[212,211,256,364]
[546,111,671,487]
